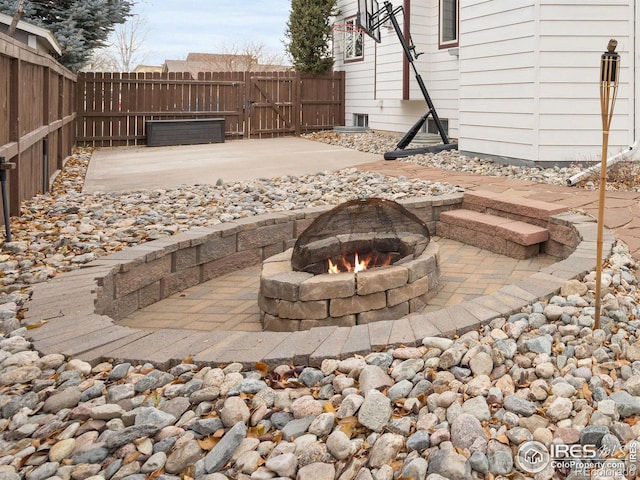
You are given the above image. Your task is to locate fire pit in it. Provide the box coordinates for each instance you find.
[259,198,441,331]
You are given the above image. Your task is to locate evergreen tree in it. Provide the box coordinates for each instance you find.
[0,0,133,71]
[285,0,337,74]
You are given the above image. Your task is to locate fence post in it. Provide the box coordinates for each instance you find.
[59,72,67,168]
[295,71,301,136]
[244,71,250,139]
[0,157,13,242]
[8,57,20,216]
[75,72,85,148]
[42,67,50,192]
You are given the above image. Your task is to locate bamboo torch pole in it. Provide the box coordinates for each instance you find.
[595,39,620,330]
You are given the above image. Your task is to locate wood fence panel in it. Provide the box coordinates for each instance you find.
[214,71,244,138]
[104,72,114,144]
[0,55,10,150]
[300,71,345,133]
[167,72,176,113]
[0,32,76,221]
[45,69,57,187]
[131,73,143,143]
[77,71,344,146]
[112,73,124,145]
[248,71,297,138]
[60,75,75,168]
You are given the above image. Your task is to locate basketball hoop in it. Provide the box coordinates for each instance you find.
[332,23,364,34]
[332,22,365,55]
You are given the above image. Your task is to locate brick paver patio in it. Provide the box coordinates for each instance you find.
[118,237,556,332]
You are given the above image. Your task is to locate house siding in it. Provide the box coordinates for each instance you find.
[459,0,633,164]
[336,0,635,165]
[458,0,538,161]
[334,0,460,137]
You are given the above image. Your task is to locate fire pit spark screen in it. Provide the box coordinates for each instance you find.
[259,198,441,331]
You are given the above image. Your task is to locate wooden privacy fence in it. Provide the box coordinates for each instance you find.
[77,70,345,147]
[0,32,76,216]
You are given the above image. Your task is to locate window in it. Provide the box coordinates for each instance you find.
[353,114,368,128]
[439,0,458,48]
[345,17,364,61]
[426,118,449,135]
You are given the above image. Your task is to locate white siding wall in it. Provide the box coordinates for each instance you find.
[536,1,633,163]
[459,0,634,164]
[333,1,377,126]
[336,0,635,164]
[334,0,460,137]
[412,1,460,134]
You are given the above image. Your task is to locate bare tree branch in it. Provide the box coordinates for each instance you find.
[87,14,149,71]
[7,0,25,37]
[220,41,288,71]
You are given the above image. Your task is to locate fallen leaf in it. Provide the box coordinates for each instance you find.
[124,451,141,463]
[26,322,45,329]
[197,436,221,451]
[247,424,265,438]
[338,416,359,438]
[255,362,269,377]
[147,469,165,479]
[535,408,548,418]
[324,401,336,415]
[582,383,592,402]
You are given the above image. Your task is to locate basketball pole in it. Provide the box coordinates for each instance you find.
[594,39,620,330]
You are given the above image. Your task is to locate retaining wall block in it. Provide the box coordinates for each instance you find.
[237,223,295,251]
[330,292,386,317]
[387,276,430,307]
[201,249,262,282]
[198,235,237,264]
[114,255,172,297]
[162,266,201,298]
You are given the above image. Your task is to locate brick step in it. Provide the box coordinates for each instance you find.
[462,190,568,227]
[437,209,549,259]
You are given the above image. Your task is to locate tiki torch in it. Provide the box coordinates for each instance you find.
[594,39,620,330]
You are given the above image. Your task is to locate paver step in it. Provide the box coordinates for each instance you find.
[462,190,568,226]
[437,209,549,259]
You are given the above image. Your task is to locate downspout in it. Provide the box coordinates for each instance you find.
[566,142,638,186]
[567,3,639,186]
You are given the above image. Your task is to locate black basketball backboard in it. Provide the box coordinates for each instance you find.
[357,0,381,43]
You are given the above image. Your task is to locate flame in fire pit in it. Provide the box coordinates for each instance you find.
[327,252,391,274]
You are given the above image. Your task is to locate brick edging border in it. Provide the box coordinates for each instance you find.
[24,195,614,368]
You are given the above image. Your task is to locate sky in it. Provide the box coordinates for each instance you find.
[131,0,292,66]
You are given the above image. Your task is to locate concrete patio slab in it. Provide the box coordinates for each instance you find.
[83,137,382,193]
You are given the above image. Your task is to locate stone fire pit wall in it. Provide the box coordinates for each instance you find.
[94,195,462,321]
[259,243,440,331]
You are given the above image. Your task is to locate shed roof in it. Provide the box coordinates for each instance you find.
[0,12,62,56]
